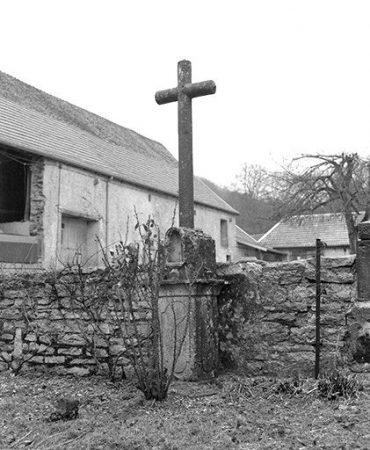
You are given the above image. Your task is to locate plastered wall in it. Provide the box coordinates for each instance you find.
[42,160,236,268]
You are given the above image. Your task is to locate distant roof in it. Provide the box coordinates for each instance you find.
[236,225,287,255]
[0,71,237,215]
[251,233,264,241]
[259,213,362,248]
[236,225,267,251]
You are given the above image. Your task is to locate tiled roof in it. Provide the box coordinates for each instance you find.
[236,225,267,251]
[259,213,361,248]
[0,71,175,164]
[0,71,237,215]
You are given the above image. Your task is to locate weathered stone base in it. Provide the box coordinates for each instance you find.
[159,281,221,381]
[345,302,370,369]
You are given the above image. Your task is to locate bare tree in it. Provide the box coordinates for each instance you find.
[232,163,272,200]
[272,153,370,253]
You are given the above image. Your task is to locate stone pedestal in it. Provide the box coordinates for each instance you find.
[357,222,370,301]
[159,281,221,380]
[159,227,222,380]
[347,221,370,370]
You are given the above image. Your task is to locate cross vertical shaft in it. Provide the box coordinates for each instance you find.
[178,61,194,228]
[155,60,216,228]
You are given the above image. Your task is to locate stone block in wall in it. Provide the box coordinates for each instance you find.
[1,333,14,341]
[69,358,97,365]
[325,284,356,303]
[35,319,66,333]
[262,261,306,285]
[262,312,297,326]
[25,333,37,342]
[287,351,315,363]
[29,343,55,355]
[1,323,13,334]
[295,312,315,328]
[37,297,51,306]
[2,290,26,299]
[287,285,315,308]
[290,326,315,345]
[57,347,83,356]
[109,345,125,356]
[258,322,290,344]
[306,256,355,284]
[0,310,21,320]
[321,311,346,327]
[29,356,44,364]
[49,310,64,320]
[92,337,109,348]
[0,299,16,307]
[58,334,86,347]
[44,356,65,364]
[0,351,11,361]
[94,348,108,358]
[38,336,53,345]
[286,344,314,353]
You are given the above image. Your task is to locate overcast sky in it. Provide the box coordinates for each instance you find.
[1,1,370,187]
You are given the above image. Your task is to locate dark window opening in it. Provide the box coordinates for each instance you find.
[0,150,30,223]
[220,219,228,247]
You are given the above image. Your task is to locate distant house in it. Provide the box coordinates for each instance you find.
[259,213,358,260]
[235,225,287,262]
[0,71,238,270]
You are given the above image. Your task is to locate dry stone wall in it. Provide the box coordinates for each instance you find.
[0,271,150,377]
[0,256,359,379]
[217,256,357,378]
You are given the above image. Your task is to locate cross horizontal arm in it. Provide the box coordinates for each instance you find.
[155,80,216,105]
[155,88,179,105]
[183,81,216,99]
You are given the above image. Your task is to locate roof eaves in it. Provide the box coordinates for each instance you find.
[237,240,269,252]
[0,134,237,215]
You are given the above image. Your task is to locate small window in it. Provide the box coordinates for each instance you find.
[60,215,99,266]
[220,219,228,247]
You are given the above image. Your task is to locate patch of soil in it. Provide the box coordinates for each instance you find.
[1,371,370,449]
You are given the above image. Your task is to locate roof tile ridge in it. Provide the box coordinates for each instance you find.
[258,219,282,243]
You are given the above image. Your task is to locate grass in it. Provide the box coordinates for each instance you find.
[1,371,370,449]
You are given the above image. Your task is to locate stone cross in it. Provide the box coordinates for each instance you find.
[155,60,216,228]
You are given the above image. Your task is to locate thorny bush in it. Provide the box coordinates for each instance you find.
[49,217,190,401]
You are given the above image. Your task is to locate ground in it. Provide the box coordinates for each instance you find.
[1,371,370,450]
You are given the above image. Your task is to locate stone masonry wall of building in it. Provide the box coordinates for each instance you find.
[217,256,357,377]
[29,157,45,237]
